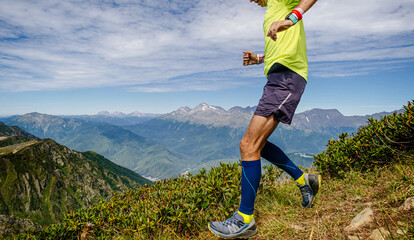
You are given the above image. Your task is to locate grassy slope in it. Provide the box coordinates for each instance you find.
[4,114,189,179]
[195,163,414,240]
[81,151,153,187]
[0,139,152,230]
[20,162,413,240]
[15,102,414,239]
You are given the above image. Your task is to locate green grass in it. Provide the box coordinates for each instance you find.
[16,161,414,240]
[196,162,414,240]
[19,162,243,239]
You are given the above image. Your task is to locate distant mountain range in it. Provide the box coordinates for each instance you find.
[3,113,190,178]
[160,103,399,131]
[1,104,402,179]
[65,111,161,126]
[0,122,151,236]
[127,103,400,155]
[289,108,402,132]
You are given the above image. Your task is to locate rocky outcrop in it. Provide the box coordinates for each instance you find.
[369,227,390,240]
[398,197,414,211]
[344,207,374,233]
[345,197,413,239]
[347,236,359,240]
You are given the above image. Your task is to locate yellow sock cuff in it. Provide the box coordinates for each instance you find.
[296,173,306,186]
[237,211,254,224]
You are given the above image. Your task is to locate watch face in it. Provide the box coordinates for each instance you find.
[285,13,298,24]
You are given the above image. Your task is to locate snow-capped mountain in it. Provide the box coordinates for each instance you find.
[161,103,254,128]
[161,103,400,131]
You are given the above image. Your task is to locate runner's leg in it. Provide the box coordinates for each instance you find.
[261,141,304,182]
[237,114,278,222]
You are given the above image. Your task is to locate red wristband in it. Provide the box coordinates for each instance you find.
[291,9,302,21]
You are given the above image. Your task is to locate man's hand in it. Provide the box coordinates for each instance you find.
[250,0,267,7]
[266,19,294,41]
[243,51,257,66]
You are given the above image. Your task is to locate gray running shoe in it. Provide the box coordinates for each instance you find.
[209,212,258,239]
[297,173,321,208]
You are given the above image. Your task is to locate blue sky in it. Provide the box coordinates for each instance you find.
[1,0,413,117]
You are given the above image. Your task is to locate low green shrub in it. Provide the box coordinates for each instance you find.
[19,161,288,239]
[20,162,245,239]
[314,101,414,178]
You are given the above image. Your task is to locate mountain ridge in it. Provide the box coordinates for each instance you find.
[160,103,253,128]
[3,113,190,179]
[0,121,38,139]
[159,104,403,130]
[0,123,151,236]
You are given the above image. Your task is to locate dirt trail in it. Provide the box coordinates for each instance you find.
[0,140,38,155]
[12,140,38,154]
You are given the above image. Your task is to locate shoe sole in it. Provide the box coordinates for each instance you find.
[208,223,258,239]
[307,174,321,208]
[311,174,321,195]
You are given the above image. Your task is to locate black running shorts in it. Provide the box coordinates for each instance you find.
[254,65,306,125]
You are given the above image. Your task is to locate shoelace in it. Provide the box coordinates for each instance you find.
[222,215,241,227]
[299,185,311,200]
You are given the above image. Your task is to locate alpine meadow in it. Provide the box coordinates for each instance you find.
[0,101,412,239]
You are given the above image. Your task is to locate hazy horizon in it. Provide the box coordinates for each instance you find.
[0,102,407,119]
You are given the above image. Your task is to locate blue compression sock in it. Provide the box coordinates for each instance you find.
[238,160,261,216]
[261,141,303,180]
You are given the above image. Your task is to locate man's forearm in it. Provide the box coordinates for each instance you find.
[284,0,317,26]
[296,0,317,13]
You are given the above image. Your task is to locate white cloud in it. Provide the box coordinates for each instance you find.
[0,0,413,92]
[310,59,412,78]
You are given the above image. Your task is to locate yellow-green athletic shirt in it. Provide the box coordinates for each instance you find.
[263,0,308,81]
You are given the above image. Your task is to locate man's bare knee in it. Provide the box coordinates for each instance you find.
[239,137,249,154]
[239,114,279,160]
[240,136,260,160]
